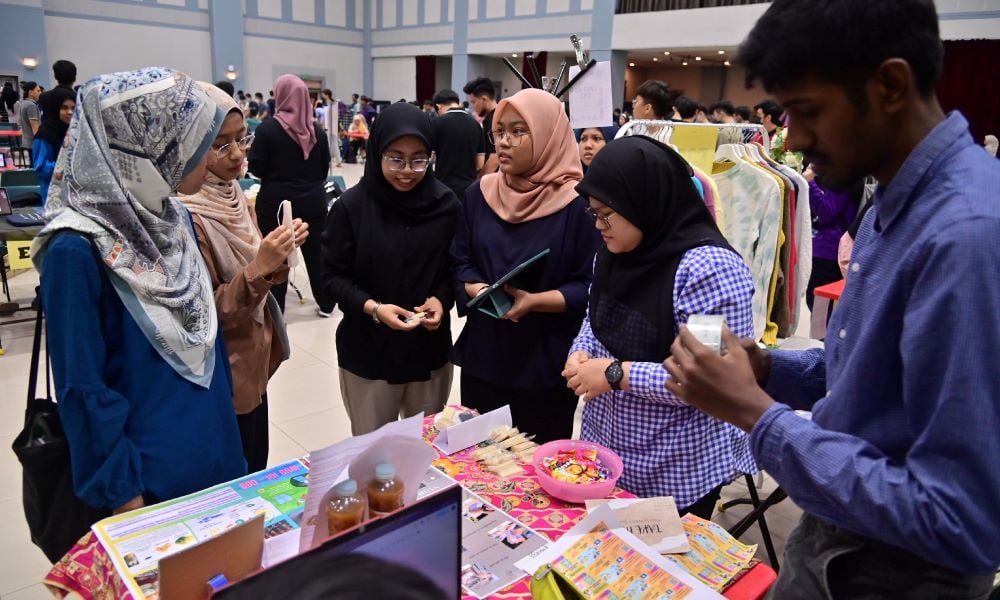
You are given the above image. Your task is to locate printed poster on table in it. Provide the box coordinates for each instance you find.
[91,460,309,600]
[460,488,548,599]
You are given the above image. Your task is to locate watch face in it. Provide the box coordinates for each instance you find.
[605,361,624,384]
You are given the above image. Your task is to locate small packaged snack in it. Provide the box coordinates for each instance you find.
[540,447,611,485]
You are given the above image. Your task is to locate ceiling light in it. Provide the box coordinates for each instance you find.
[511,53,518,58]
[225,64,238,81]
[718,50,725,55]
[653,57,658,61]
[628,62,635,67]
[724,60,731,66]
[695,56,702,61]
[663,51,670,55]
[682,61,688,66]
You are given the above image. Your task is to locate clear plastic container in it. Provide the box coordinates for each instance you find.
[367,462,405,517]
[326,479,366,535]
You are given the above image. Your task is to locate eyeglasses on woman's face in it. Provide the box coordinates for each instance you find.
[488,126,531,147]
[215,134,254,159]
[584,206,616,229]
[382,155,430,173]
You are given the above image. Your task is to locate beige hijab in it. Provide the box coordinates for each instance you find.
[179,83,265,323]
[480,89,583,223]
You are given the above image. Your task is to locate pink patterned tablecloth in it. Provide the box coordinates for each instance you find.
[45,414,774,599]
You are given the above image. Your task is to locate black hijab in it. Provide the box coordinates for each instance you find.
[361,102,454,221]
[576,136,734,362]
[35,86,75,148]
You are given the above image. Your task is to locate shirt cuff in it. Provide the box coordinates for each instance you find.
[244,260,272,294]
[749,402,796,469]
[765,349,802,398]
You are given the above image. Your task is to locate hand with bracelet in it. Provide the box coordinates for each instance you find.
[364,299,422,331]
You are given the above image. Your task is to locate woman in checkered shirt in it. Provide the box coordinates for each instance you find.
[563,136,758,518]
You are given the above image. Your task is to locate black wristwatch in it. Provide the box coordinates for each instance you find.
[605,360,624,391]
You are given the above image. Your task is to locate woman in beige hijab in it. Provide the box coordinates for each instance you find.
[450,89,601,443]
[180,83,308,471]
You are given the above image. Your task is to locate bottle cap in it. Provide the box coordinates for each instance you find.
[333,479,357,496]
[375,463,396,480]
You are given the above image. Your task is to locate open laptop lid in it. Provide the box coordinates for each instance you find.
[0,188,11,216]
[214,484,461,599]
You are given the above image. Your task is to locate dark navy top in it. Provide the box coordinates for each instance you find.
[41,233,247,510]
[450,184,600,390]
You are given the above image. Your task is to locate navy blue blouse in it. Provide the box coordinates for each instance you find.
[41,233,247,510]
[450,184,600,389]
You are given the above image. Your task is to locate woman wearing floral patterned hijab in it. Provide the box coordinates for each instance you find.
[31,68,246,517]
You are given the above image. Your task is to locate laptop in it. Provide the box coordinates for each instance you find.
[215,484,462,599]
[0,188,11,216]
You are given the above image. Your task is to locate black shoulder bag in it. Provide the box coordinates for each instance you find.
[11,296,108,563]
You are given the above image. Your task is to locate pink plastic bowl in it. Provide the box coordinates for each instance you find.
[532,439,624,504]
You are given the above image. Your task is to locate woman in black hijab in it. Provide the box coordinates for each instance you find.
[322,102,460,435]
[32,86,76,203]
[562,136,757,518]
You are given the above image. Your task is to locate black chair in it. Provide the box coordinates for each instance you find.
[721,474,787,571]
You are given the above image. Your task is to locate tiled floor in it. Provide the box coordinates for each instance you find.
[0,163,812,597]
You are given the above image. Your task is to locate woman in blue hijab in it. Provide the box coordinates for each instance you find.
[575,125,618,173]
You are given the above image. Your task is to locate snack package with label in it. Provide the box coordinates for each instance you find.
[540,448,611,484]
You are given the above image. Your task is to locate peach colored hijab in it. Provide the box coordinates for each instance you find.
[480,89,583,223]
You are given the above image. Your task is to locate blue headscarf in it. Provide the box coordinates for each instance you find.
[573,125,619,144]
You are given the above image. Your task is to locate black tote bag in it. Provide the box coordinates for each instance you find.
[11,297,108,563]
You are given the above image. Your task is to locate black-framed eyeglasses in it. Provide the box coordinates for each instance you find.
[488,127,530,146]
[215,134,254,158]
[584,206,616,229]
[382,155,430,173]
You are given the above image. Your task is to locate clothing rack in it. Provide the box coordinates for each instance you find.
[616,120,771,154]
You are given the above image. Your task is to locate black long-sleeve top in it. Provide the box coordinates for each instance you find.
[248,119,331,221]
[322,185,460,383]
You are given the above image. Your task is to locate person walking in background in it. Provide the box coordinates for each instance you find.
[180,82,308,472]
[451,89,601,443]
[17,81,42,151]
[463,77,499,177]
[0,82,17,122]
[323,103,460,435]
[32,67,246,518]
[321,88,344,168]
[431,88,485,200]
[32,86,75,203]
[803,164,860,315]
[248,74,335,317]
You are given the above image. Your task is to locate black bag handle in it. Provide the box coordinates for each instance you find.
[25,290,49,410]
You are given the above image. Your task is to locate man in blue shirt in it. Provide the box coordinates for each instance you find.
[664,1,1000,597]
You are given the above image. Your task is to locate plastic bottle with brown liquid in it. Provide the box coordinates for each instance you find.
[367,463,404,517]
[326,479,366,536]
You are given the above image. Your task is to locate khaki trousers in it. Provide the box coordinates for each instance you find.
[339,364,454,436]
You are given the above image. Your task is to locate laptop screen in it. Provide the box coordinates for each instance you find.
[216,485,461,599]
[0,188,10,216]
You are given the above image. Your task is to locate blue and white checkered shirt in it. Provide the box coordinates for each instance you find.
[571,245,758,508]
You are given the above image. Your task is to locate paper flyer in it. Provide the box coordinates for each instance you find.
[586,497,690,554]
[460,488,549,599]
[516,505,723,600]
[568,61,613,130]
[665,515,758,592]
[298,413,424,552]
[91,460,309,600]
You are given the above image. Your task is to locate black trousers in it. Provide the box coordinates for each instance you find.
[679,485,723,521]
[460,372,578,444]
[255,200,334,313]
[236,395,270,473]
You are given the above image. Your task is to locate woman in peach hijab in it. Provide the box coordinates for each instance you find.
[450,89,601,443]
